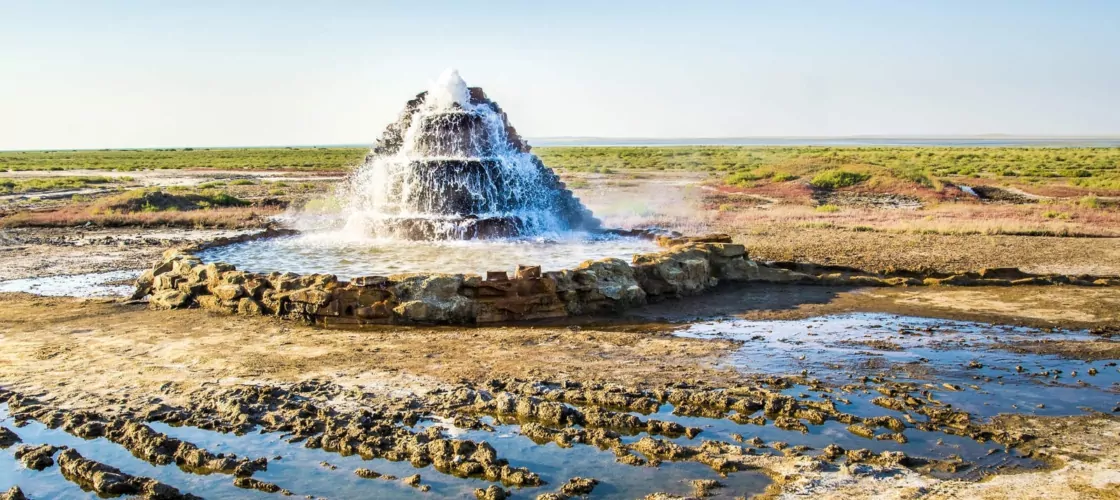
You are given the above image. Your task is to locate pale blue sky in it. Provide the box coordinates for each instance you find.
[2,0,1118,149]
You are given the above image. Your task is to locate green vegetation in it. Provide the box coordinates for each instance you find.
[535,146,1120,192]
[2,146,1118,194]
[0,147,366,171]
[815,204,841,213]
[1079,195,1102,209]
[92,188,249,214]
[809,169,871,189]
[0,176,124,194]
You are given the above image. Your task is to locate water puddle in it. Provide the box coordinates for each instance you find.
[1,403,771,499]
[0,405,262,499]
[196,233,659,278]
[0,270,139,298]
[675,313,1119,417]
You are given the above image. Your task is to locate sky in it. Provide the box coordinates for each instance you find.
[2,0,1119,150]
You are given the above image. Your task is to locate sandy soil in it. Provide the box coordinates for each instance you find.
[1,291,1118,499]
[743,225,1120,276]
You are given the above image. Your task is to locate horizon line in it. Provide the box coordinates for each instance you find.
[5,134,1120,152]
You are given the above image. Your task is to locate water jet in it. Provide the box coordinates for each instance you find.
[342,68,601,240]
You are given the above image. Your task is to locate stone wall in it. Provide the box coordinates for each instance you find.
[134,231,1120,326]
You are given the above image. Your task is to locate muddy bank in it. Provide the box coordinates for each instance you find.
[0,227,259,281]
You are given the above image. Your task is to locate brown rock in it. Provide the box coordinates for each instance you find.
[58,449,200,499]
[1,486,28,500]
[0,427,20,448]
[475,485,510,500]
[559,476,599,496]
[149,289,192,310]
[15,444,61,470]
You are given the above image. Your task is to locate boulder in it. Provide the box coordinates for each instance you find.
[559,258,647,314]
[131,268,155,299]
[632,247,716,298]
[391,274,477,323]
[149,290,192,310]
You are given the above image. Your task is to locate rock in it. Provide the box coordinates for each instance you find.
[516,265,542,279]
[690,479,723,497]
[392,274,477,323]
[475,485,510,500]
[234,476,282,493]
[656,233,733,247]
[211,284,244,301]
[237,297,265,315]
[355,468,382,479]
[58,449,200,499]
[402,473,421,487]
[632,247,716,298]
[847,423,877,439]
[1,486,27,500]
[554,258,647,314]
[748,265,815,283]
[559,477,599,496]
[149,289,192,310]
[0,427,20,448]
[774,416,809,433]
[821,444,845,460]
[713,256,757,281]
[14,444,62,470]
[132,268,155,299]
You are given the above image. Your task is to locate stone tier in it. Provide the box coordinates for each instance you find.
[369,215,531,240]
[375,157,599,237]
[410,110,494,158]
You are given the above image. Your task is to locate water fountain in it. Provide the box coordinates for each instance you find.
[342,69,601,240]
[191,70,661,278]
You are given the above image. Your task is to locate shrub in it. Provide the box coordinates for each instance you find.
[809,169,871,189]
[1079,195,1102,209]
[815,204,840,213]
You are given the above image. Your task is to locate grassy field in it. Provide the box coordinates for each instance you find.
[0,147,365,172]
[3,146,1118,195]
[0,175,126,194]
[536,146,1120,193]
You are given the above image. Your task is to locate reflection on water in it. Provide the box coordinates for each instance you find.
[675,313,1120,417]
[196,233,659,278]
[0,404,770,499]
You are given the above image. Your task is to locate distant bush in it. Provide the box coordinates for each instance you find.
[93,188,249,213]
[1079,195,1101,209]
[815,204,840,213]
[809,169,871,189]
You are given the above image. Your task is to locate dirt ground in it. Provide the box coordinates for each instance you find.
[2,168,1119,498]
[1,285,1118,498]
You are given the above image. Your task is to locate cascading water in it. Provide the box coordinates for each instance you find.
[341,69,600,240]
[196,70,658,277]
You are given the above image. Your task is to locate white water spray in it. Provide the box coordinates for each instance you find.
[337,69,598,240]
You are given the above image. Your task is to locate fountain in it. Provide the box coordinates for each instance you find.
[135,71,793,324]
[341,69,600,240]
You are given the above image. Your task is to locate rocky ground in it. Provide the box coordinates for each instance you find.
[1,287,1118,498]
[1,168,1119,498]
